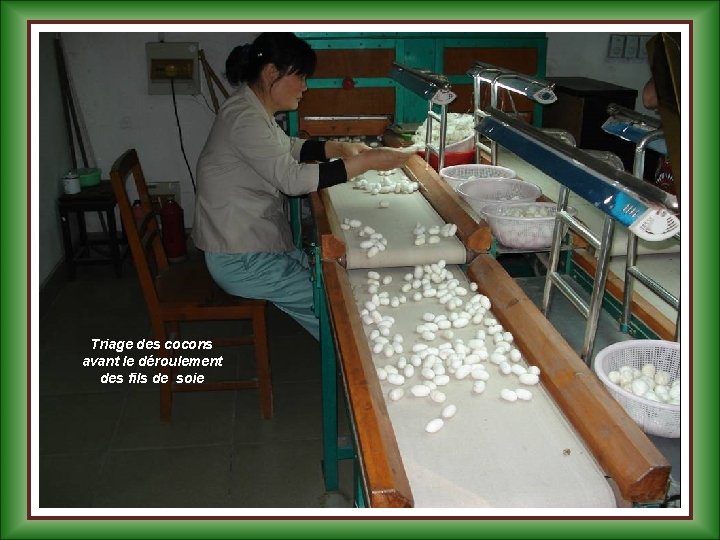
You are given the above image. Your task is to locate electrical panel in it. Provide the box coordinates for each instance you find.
[146,42,199,95]
[607,34,652,62]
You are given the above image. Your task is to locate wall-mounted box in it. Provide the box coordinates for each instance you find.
[146,42,199,95]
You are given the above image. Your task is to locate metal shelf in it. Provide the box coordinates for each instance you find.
[601,104,681,341]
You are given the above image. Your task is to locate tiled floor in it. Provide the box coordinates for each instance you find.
[38,258,353,509]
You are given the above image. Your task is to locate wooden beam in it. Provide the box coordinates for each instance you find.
[322,260,414,507]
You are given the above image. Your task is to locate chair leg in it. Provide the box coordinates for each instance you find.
[160,363,173,421]
[167,321,180,339]
[253,305,273,419]
[166,320,180,384]
[155,323,173,421]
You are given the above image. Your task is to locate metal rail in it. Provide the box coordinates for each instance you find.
[476,107,680,361]
[468,61,556,165]
[475,108,679,216]
[619,126,681,341]
[389,62,456,170]
[542,187,616,361]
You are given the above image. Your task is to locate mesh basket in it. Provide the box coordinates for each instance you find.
[482,201,569,249]
[440,164,516,190]
[594,340,680,438]
[457,179,541,217]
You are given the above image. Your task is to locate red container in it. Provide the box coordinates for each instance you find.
[159,199,187,262]
[417,149,475,171]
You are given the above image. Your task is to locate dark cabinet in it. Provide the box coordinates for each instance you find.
[542,77,640,171]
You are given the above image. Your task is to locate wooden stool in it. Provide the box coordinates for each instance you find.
[57,180,127,279]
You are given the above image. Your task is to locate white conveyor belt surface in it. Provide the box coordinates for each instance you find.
[322,168,617,507]
[326,172,467,269]
[347,266,616,508]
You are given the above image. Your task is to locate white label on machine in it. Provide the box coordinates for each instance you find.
[629,208,681,241]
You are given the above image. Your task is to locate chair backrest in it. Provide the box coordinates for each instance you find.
[110,149,169,314]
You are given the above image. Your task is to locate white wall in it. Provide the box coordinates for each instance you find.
[39,32,74,283]
[60,31,258,223]
[39,30,661,285]
[39,31,257,285]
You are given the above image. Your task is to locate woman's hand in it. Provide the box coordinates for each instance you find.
[342,147,413,180]
[325,140,371,159]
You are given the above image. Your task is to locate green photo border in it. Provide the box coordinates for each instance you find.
[2,0,718,538]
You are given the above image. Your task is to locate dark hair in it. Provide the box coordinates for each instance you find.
[225,32,316,87]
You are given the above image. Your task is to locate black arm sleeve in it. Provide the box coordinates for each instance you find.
[299,139,328,162]
[317,159,348,190]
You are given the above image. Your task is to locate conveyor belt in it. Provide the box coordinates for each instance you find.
[313,160,670,507]
[347,264,615,507]
[326,174,466,269]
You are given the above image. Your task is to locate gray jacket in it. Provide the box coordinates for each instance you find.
[192,84,318,253]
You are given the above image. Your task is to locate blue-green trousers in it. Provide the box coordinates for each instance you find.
[205,250,319,340]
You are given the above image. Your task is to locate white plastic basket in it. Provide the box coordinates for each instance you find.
[457,180,542,219]
[594,340,680,438]
[412,113,476,151]
[440,164,516,190]
[445,133,476,153]
[481,201,571,249]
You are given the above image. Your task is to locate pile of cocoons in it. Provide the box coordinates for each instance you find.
[411,113,476,150]
[607,363,680,405]
[357,263,542,435]
[350,168,419,195]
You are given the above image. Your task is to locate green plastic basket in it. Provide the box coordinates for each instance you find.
[74,167,101,187]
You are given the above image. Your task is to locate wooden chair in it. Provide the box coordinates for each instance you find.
[110,148,272,421]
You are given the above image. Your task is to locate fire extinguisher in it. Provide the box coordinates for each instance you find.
[159,197,187,262]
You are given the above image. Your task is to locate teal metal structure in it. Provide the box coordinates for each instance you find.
[290,32,548,132]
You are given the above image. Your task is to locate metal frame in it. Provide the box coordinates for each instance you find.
[543,185,616,361]
[476,107,679,362]
[610,107,681,341]
[389,61,456,171]
[600,103,680,340]
[311,243,355,491]
[468,61,556,165]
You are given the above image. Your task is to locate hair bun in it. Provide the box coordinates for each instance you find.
[241,43,252,65]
